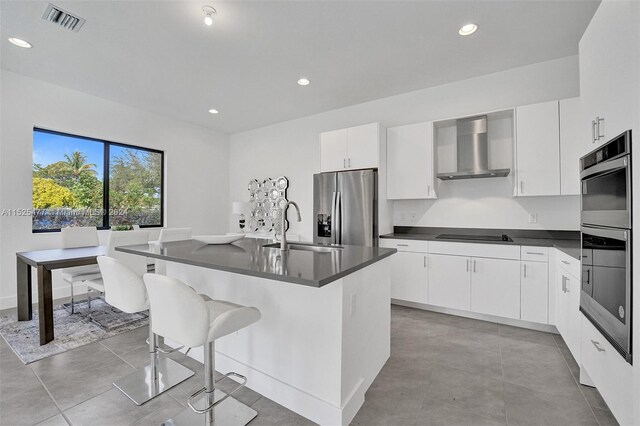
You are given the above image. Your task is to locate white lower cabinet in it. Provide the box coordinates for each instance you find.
[580,315,634,425]
[390,252,428,303]
[428,254,471,311]
[380,239,429,304]
[556,266,581,362]
[470,258,521,320]
[520,261,549,324]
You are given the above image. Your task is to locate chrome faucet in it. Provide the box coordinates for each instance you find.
[280,201,302,251]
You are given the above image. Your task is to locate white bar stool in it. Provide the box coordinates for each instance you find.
[96,249,195,406]
[143,273,261,426]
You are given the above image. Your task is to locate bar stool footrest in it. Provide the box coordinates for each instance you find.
[163,390,257,426]
[187,372,247,414]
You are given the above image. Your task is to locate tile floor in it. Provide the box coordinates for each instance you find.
[0,304,617,426]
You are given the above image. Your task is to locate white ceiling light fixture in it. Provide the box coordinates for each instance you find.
[458,23,478,36]
[8,37,33,48]
[208,109,219,114]
[297,78,310,86]
[203,6,216,26]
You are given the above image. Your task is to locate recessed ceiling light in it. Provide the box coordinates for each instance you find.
[297,78,310,86]
[8,37,32,48]
[208,109,219,114]
[458,23,478,36]
[203,6,216,26]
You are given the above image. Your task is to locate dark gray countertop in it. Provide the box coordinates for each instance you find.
[116,238,396,287]
[381,227,581,260]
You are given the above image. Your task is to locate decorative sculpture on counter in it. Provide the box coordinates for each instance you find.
[247,176,289,234]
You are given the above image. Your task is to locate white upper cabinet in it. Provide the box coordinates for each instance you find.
[387,122,435,200]
[515,100,561,196]
[580,1,639,146]
[320,123,380,172]
[320,128,348,172]
[559,97,584,195]
[347,123,380,170]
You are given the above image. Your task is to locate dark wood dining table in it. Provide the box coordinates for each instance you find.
[16,246,106,345]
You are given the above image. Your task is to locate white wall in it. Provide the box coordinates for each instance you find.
[229,55,581,240]
[0,70,230,309]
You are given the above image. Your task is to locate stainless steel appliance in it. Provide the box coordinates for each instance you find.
[580,130,631,229]
[313,169,377,246]
[581,225,632,362]
[579,130,632,364]
[436,115,510,180]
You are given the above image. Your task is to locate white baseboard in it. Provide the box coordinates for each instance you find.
[391,299,560,334]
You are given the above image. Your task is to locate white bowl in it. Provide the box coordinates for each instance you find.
[193,234,246,245]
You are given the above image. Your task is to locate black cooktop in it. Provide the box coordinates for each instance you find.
[436,234,513,243]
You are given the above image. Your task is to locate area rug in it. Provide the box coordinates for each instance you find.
[0,299,148,364]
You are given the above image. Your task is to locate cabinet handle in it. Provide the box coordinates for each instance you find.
[396,244,409,247]
[597,116,605,139]
[561,260,570,265]
[348,158,352,168]
[591,340,606,352]
[523,264,527,278]
[473,260,477,273]
[424,256,427,268]
[343,158,347,168]
[427,185,431,196]
[592,120,597,143]
[466,259,469,272]
[526,252,544,256]
[561,275,567,293]
[520,181,524,194]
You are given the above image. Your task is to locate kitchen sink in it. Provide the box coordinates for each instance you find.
[263,242,343,253]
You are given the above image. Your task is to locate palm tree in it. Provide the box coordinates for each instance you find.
[63,151,97,178]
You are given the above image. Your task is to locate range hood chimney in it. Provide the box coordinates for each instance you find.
[437,115,510,180]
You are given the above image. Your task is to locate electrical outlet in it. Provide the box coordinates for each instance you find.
[528,213,537,224]
[350,293,357,317]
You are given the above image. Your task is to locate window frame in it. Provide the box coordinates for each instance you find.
[32,127,165,233]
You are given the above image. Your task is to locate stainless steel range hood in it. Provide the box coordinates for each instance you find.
[437,115,510,180]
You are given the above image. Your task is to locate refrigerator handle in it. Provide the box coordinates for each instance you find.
[330,191,337,244]
[335,192,342,245]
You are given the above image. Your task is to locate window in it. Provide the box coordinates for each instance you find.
[32,128,164,231]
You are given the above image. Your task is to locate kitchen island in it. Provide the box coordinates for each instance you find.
[117,238,396,425]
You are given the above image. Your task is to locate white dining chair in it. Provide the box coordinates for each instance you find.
[61,226,101,314]
[143,273,261,425]
[95,255,194,405]
[86,230,150,321]
[155,227,192,275]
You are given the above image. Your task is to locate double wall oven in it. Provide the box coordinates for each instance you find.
[580,130,632,364]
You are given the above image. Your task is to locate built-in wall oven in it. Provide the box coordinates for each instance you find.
[581,131,631,229]
[579,130,632,364]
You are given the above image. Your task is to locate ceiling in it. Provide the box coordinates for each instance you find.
[1,1,600,134]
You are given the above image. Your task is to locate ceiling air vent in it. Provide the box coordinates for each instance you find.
[42,3,86,33]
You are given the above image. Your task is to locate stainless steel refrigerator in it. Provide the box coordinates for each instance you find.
[313,169,378,246]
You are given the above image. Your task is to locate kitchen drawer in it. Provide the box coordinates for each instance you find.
[429,241,520,260]
[556,249,580,277]
[580,314,633,425]
[379,238,429,253]
[520,246,549,262]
